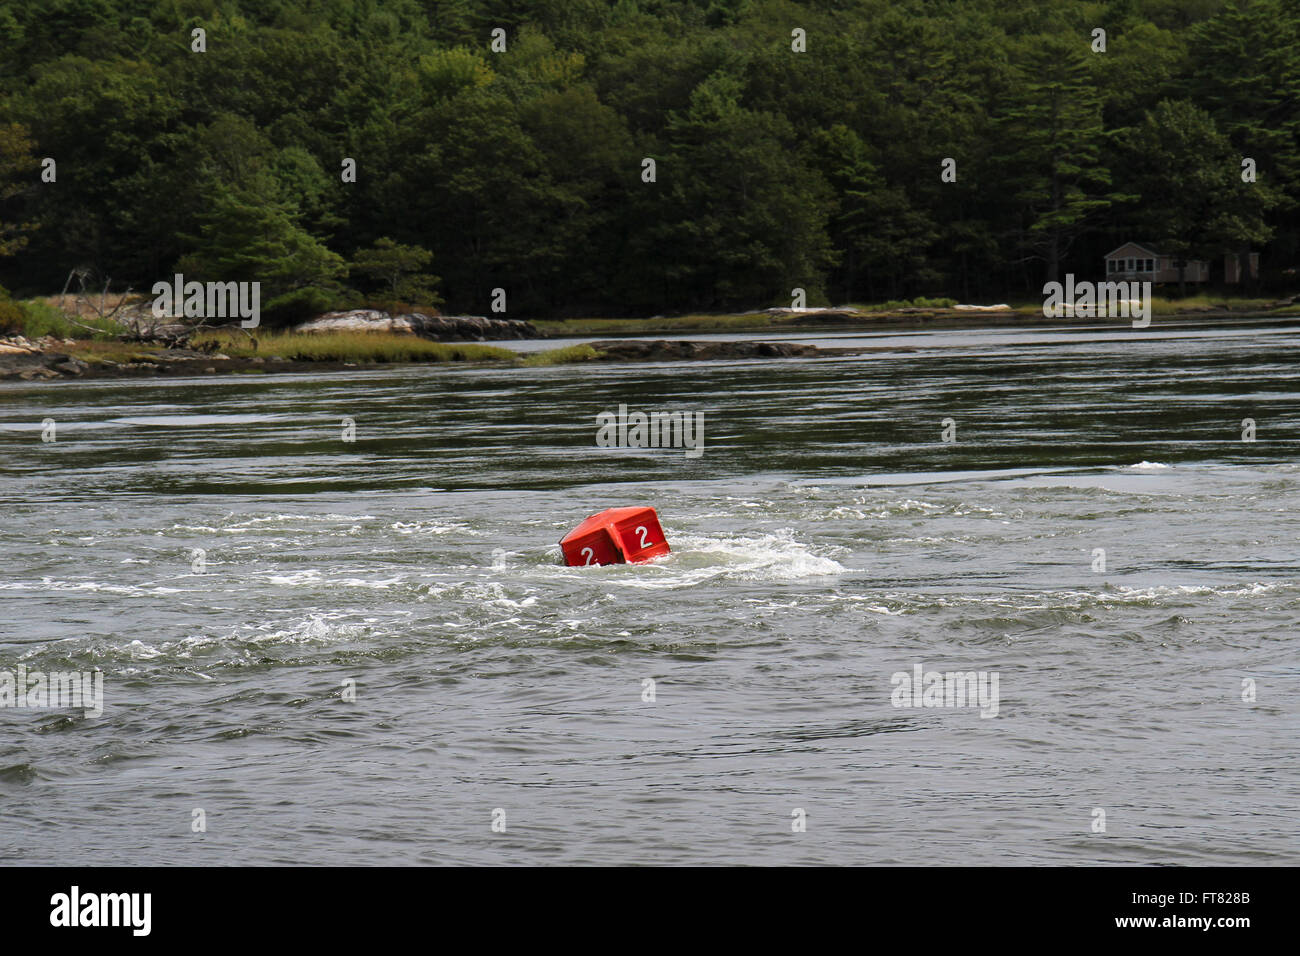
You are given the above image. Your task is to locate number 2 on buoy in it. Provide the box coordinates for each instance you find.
[559,507,671,566]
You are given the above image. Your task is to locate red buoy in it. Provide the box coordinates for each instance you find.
[560,507,670,566]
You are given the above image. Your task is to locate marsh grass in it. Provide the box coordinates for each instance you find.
[521,344,605,365]
[193,330,518,363]
[1149,294,1278,314]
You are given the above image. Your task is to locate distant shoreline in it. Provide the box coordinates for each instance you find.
[537,306,1300,337]
[4,310,1300,384]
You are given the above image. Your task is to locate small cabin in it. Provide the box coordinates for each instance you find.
[1103,242,1208,283]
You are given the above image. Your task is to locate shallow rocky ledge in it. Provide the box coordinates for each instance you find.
[586,340,824,361]
[297,310,539,340]
[0,337,843,382]
[0,343,362,381]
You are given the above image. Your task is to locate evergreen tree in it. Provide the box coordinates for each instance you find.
[992,35,1129,286]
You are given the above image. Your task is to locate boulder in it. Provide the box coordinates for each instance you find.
[401,313,539,341]
[17,367,60,380]
[296,309,400,333]
[52,357,88,376]
[0,335,39,353]
[296,310,538,341]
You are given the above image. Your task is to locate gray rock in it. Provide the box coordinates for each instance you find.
[53,358,88,376]
[297,310,396,333]
[18,367,60,380]
[400,313,539,341]
[295,310,538,341]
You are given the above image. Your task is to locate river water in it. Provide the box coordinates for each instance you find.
[1,320,1296,865]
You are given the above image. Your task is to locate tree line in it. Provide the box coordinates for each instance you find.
[0,0,1297,322]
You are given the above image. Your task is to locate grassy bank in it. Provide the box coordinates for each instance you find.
[191,330,518,363]
[1150,294,1284,315]
[531,312,787,336]
[37,329,601,370]
[189,331,610,367]
[534,294,1299,335]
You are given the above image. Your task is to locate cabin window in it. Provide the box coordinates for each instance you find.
[1108,260,1117,273]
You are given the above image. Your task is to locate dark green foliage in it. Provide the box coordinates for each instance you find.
[262,286,345,328]
[0,292,23,334]
[350,237,443,306]
[0,0,1295,315]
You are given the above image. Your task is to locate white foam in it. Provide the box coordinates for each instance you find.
[607,530,846,587]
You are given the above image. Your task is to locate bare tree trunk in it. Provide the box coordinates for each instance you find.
[1046,165,1062,284]
[57,269,76,312]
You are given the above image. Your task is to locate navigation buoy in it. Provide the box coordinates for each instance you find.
[560,507,670,566]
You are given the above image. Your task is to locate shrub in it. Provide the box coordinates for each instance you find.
[11,300,125,340]
[192,330,516,363]
[261,286,342,327]
[0,298,24,335]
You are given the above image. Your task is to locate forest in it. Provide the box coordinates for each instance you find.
[0,0,1297,321]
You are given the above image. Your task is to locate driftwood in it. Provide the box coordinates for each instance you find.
[55,267,257,351]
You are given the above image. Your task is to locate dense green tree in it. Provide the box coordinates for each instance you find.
[810,124,936,302]
[176,176,346,298]
[1185,0,1300,271]
[645,71,835,309]
[1122,99,1278,294]
[0,121,38,257]
[350,237,442,305]
[991,35,1129,285]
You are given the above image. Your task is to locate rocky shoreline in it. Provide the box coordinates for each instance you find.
[0,334,854,382]
[5,305,1299,382]
[0,341,372,381]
